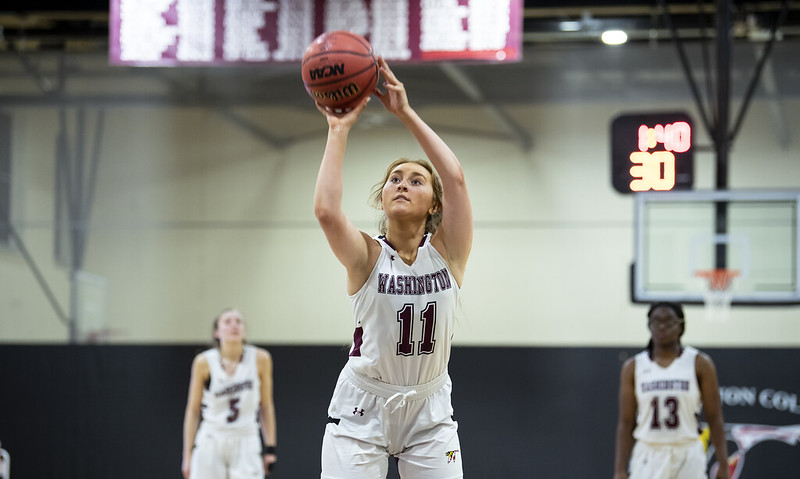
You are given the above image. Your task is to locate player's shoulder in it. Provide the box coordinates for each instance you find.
[194,347,215,361]
[630,349,650,364]
[684,345,700,354]
[690,347,716,368]
[620,355,637,375]
[623,350,649,373]
[251,345,272,362]
[192,350,212,375]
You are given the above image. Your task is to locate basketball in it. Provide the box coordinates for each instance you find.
[301,31,379,112]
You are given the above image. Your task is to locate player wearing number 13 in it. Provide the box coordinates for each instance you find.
[314,57,472,478]
[614,303,729,479]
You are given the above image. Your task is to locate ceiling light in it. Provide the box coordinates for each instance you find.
[601,30,628,45]
[559,21,582,32]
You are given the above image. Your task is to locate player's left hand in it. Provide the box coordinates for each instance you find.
[375,57,411,118]
[263,453,277,476]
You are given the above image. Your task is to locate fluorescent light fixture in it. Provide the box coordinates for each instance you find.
[559,21,582,32]
[601,30,628,45]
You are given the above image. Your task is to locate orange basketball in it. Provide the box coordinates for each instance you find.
[301,31,379,112]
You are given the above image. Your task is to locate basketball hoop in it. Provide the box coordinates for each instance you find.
[694,269,739,322]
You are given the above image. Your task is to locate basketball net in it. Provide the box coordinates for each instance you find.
[694,269,739,322]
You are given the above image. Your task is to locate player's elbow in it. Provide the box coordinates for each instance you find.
[185,401,202,419]
[705,408,725,425]
[447,167,467,189]
[314,202,330,221]
[314,203,341,228]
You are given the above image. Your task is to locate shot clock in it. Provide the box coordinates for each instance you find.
[611,112,694,194]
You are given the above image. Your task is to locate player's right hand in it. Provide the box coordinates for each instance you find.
[181,455,191,479]
[316,96,370,132]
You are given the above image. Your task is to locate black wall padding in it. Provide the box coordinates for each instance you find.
[0,345,797,478]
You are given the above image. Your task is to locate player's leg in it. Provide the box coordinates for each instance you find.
[189,427,227,479]
[395,385,462,479]
[321,373,389,479]
[395,417,462,479]
[321,422,389,479]
[628,442,672,479]
[228,433,264,479]
[673,441,708,479]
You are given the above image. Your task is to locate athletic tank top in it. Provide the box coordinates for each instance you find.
[347,234,460,386]
[633,346,702,444]
[200,345,260,432]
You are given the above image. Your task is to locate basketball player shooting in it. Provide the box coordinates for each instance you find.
[314,57,473,478]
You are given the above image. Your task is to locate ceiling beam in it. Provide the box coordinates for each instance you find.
[438,63,532,151]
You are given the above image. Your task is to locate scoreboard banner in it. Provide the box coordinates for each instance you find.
[109,0,523,66]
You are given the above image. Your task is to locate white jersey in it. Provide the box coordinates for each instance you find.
[0,447,9,479]
[347,234,460,386]
[200,345,261,433]
[633,346,702,445]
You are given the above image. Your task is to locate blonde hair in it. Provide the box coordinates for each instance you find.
[369,158,443,235]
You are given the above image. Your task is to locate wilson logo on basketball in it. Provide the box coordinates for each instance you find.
[308,64,345,80]
[311,82,360,102]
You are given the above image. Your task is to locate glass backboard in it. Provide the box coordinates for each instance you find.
[632,190,800,305]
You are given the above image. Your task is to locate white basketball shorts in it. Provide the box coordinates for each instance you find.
[321,365,463,479]
[629,439,707,479]
[190,422,263,479]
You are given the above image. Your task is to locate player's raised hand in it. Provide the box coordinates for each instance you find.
[375,57,410,118]
[316,96,370,132]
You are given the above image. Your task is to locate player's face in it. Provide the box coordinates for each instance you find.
[647,306,683,344]
[215,310,245,343]
[381,163,436,220]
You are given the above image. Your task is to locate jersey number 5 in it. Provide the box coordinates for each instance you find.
[650,396,680,429]
[227,398,240,423]
[396,302,437,356]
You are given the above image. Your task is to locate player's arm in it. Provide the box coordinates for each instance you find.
[376,57,473,285]
[257,349,277,475]
[182,354,209,479]
[313,98,380,293]
[697,352,730,479]
[613,358,636,479]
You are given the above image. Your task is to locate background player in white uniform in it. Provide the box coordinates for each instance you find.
[0,440,9,479]
[182,308,277,479]
[314,56,472,478]
[614,302,729,479]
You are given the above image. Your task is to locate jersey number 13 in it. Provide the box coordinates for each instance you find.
[650,396,680,429]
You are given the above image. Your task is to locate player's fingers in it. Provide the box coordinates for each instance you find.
[382,80,403,90]
[315,102,331,116]
[381,82,404,95]
[378,56,397,81]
